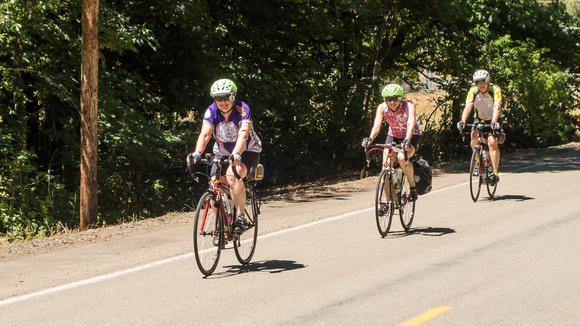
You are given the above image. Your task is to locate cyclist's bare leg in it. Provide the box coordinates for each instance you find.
[226,163,248,214]
[487,134,500,172]
[470,129,480,161]
[470,130,479,151]
[398,147,416,187]
[381,150,393,169]
[381,151,395,199]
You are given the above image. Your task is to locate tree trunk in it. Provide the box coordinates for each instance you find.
[80,0,99,229]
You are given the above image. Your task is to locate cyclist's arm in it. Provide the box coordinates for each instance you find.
[232,122,250,156]
[491,86,503,127]
[461,102,473,123]
[194,123,213,156]
[491,102,501,126]
[368,103,386,141]
[460,89,477,125]
[405,102,417,140]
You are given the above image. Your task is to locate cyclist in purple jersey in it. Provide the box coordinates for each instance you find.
[362,83,422,201]
[188,79,262,232]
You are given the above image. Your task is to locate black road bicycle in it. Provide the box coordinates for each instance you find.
[463,122,502,202]
[365,143,415,237]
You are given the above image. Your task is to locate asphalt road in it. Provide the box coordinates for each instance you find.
[1,145,579,325]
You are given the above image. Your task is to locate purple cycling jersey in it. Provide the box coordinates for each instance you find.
[202,100,262,156]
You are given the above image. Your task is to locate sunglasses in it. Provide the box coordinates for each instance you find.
[385,97,402,102]
[475,79,487,85]
[213,95,230,102]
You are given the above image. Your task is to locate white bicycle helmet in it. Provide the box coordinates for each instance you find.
[210,79,237,96]
[472,70,490,83]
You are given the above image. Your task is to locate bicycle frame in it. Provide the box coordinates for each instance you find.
[464,122,499,201]
[188,153,260,250]
[192,156,235,245]
[466,123,496,179]
[365,142,415,236]
[365,144,407,207]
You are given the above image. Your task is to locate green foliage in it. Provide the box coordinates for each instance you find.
[0,131,76,240]
[485,37,579,147]
[1,0,579,238]
[415,0,580,161]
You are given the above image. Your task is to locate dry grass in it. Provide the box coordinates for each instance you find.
[406,90,449,126]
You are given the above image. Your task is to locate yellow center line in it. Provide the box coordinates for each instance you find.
[398,306,453,326]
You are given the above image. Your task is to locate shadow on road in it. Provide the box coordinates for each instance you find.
[387,226,456,238]
[489,194,535,201]
[211,259,306,278]
[438,144,580,175]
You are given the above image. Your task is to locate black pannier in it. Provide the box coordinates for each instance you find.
[412,159,432,195]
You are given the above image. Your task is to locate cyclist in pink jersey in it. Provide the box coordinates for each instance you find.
[362,84,423,201]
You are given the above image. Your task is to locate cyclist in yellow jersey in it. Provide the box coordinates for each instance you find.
[457,70,503,184]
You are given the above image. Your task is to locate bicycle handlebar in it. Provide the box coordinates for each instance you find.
[187,153,242,180]
[461,122,502,138]
[364,143,408,167]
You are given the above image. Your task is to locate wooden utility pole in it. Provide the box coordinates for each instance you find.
[80,0,99,229]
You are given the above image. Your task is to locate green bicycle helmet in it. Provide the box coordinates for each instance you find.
[381,84,404,98]
[210,79,237,96]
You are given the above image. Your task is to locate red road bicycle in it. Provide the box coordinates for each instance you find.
[187,153,259,276]
[365,143,415,237]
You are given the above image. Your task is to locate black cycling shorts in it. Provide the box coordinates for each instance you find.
[473,116,504,130]
[211,151,261,178]
[385,134,422,152]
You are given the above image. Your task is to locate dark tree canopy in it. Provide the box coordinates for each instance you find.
[1,0,578,239]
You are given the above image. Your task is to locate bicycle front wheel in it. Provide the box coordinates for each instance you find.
[193,192,222,276]
[485,150,498,198]
[399,173,415,231]
[234,184,258,265]
[469,149,482,202]
[375,169,394,237]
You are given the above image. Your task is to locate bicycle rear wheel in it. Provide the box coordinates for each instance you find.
[234,184,258,265]
[193,192,222,276]
[399,173,415,231]
[469,149,482,202]
[375,169,394,237]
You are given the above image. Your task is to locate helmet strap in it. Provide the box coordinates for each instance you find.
[386,101,400,112]
[219,104,234,116]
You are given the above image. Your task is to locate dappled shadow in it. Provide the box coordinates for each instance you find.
[386,226,456,238]
[262,188,371,205]
[502,157,580,173]
[208,259,306,278]
[490,194,535,201]
[439,144,580,175]
[287,193,352,203]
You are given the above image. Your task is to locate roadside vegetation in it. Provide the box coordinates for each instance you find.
[1,0,579,240]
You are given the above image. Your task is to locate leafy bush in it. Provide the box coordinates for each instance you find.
[487,37,579,147]
[0,132,76,240]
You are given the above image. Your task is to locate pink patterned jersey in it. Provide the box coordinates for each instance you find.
[384,101,422,139]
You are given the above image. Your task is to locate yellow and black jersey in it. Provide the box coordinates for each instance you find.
[465,84,503,120]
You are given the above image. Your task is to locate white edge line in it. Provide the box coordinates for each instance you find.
[0,253,195,306]
[0,160,558,306]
